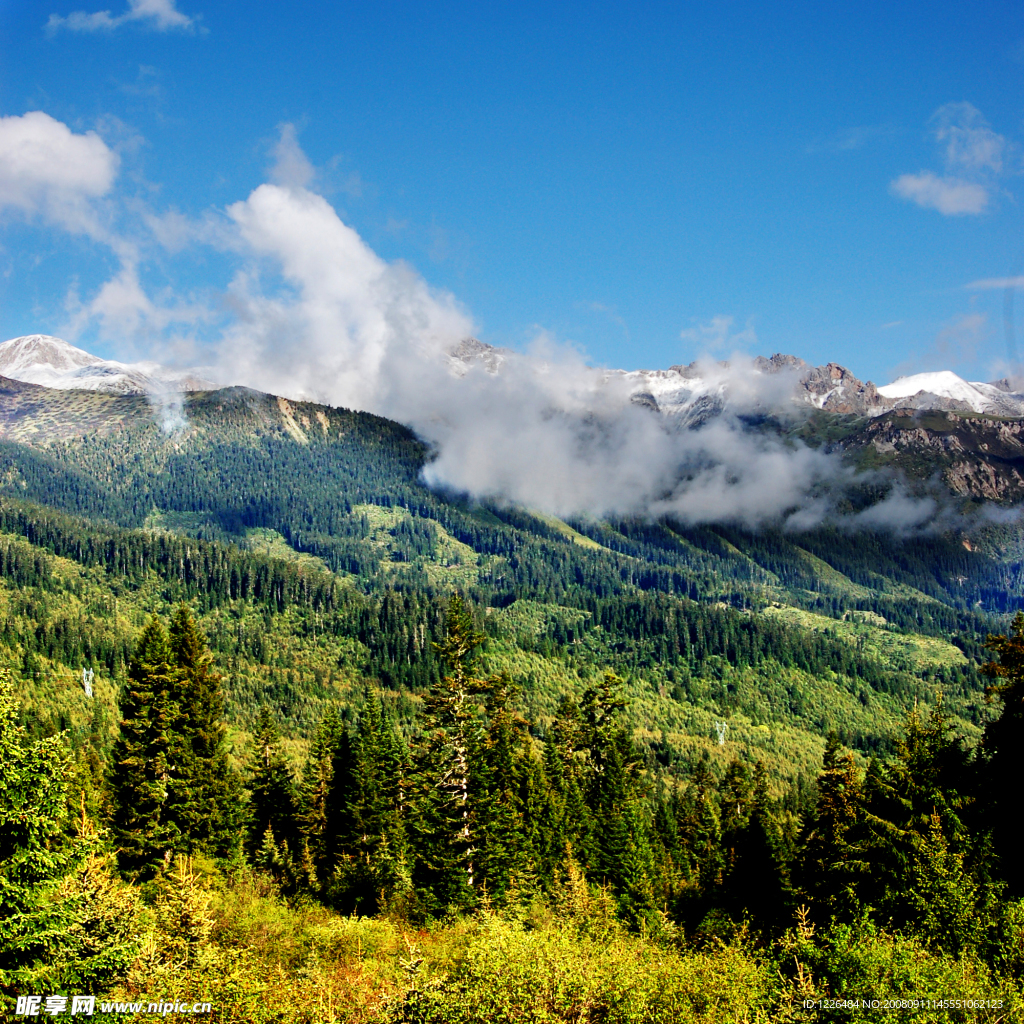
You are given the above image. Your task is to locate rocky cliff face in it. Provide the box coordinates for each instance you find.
[847,411,1024,501]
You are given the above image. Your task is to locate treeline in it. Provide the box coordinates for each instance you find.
[0,498,973,709]
[248,600,1023,956]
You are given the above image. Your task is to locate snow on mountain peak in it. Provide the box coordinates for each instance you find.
[0,334,101,382]
[0,335,216,395]
[875,370,1024,416]
[878,371,984,409]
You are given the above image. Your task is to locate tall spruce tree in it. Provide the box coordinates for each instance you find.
[723,760,790,931]
[410,595,485,915]
[108,617,178,876]
[579,673,656,922]
[472,672,539,903]
[166,604,243,858]
[675,754,724,925]
[297,708,346,889]
[110,610,243,876]
[861,702,984,941]
[327,692,410,914]
[245,706,300,866]
[545,694,595,877]
[797,735,865,924]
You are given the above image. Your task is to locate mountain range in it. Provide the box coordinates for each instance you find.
[6,333,1024,419]
[5,333,1024,507]
[1,325,1024,822]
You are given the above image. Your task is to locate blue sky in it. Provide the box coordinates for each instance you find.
[0,0,1022,385]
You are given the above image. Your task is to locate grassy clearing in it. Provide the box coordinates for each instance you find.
[763,605,968,671]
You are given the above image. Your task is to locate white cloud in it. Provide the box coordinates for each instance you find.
[932,102,1005,174]
[64,262,211,351]
[0,111,118,236]
[206,175,853,527]
[965,276,1024,290]
[219,182,473,410]
[269,124,315,190]
[806,124,899,154]
[46,0,194,33]
[680,314,757,352]
[890,103,1009,217]
[890,171,989,215]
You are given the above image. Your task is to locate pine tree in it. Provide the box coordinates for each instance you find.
[108,617,178,876]
[578,673,656,923]
[410,595,485,915]
[328,691,410,915]
[674,754,724,925]
[797,735,864,923]
[472,672,536,903]
[297,709,345,889]
[545,695,595,876]
[861,702,983,938]
[166,604,243,858]
[245,707,299,866]
[724,760,790,931]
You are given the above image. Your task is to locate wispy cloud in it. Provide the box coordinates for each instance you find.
[268,123,315,189]
[46,0,195,34]
[806,123,898,154]
[965,276,1024,290]
[932,102,1005,174]
[933,311,989,365]
[890,102,1009,216]
[680,314,757,352]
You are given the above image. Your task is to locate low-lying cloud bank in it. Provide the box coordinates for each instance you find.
[210,177,942,532]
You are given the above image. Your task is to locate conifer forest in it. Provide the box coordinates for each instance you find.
[2,387,1024,1022]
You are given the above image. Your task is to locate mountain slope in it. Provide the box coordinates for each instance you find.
[0,374,1011,767]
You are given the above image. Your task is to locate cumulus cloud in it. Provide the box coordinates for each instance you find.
[891,102,1008,216]
[197,165,869,529]
[0,111,118,236]
[890,172,989,215]
[46,0,194,33]
[219,182,473,409]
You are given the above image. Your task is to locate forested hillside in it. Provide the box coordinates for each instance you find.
[3,381,1024,1020]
